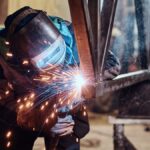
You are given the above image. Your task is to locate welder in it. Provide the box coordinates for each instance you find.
[0,7,121,150]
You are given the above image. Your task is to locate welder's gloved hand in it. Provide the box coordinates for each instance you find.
[103,50,121,80]
[50,115,75,137]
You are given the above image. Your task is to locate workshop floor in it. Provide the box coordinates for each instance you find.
[33,113,150,150]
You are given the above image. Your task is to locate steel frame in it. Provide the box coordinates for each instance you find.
[69,0,150,98]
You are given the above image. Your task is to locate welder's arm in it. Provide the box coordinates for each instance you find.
[103,50,121,80]
[50,115,75,136]
[72,106,89,139]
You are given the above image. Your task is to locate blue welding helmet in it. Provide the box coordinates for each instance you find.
[5,7,66,70]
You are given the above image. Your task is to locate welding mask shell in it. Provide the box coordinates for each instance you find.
[6,7,66,70]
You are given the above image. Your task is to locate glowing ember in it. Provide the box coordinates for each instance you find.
[30,93,35,99]
[6,52,13,57]
[5,41,9,45]
[6,131,12,138]
[19,104,24,110]
[45,118,49,124]
[45,101,49,106]
[6,141,11,148]
[26,101,31,108]
[40,105,45,111]
[58,98,62,102]
[83,111,87,116]
[24,97,27,101]
[83,106,87,110]
[41,77,51,81]
[22,60,29,65]
[50,112,55,119]
[32,128,36,131]
[17,99,21,103]
[8,83,13,89]
[5,90,10,95]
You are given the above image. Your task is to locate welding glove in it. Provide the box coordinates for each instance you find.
[50,115,75,136]
[103,50,121,80]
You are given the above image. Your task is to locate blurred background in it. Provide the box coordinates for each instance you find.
[0,0,71,26]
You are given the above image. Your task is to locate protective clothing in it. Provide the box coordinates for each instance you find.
[5,7,66,70]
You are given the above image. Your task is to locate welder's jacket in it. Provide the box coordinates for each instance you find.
[0,16,90,141]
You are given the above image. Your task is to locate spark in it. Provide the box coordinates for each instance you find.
[5,41,10,45]
[6,131,12,138]
[8,83,13,89]
[30,102,34,107]
[41,77,51,81]
[45,118,49,124]
[83,106,87,110]
[53,104,57,109]
[26,101,32,108]
[40,105,45,111]
[17,99,21,103]
[45,101,49,106]
[6,52,13,57]
[50,112,55,119]
[5,90,10,95]
[32,128,35,131]
[6,141,11,148]
[58,98,62,102]
[19,104,24,110]
[83,111,87,116]
[22,60,29,65]
[30,93,35,99]
[24,97,27,101]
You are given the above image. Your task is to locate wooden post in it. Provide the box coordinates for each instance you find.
[0,0,8,24]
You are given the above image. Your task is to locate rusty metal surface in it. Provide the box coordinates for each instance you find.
[97,0,118,81]
[82,0,95,64]
[69,0,95,98]
[69,0,150,100]
[88,0,98,59]
[96,70,150,97]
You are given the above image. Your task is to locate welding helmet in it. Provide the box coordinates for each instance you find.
[5,7,66,70]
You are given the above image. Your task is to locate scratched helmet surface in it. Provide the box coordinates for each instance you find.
[5,6,66,70]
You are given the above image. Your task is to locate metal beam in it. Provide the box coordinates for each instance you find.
[96,70,150,97]
[68,0,95,98]
[97,0,118,81]
[135,0,148,69]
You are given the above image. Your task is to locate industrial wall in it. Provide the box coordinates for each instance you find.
[0,0,71,26]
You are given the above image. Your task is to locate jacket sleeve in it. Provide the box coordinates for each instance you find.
[72,106,90,139]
